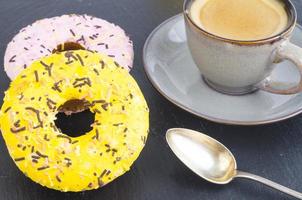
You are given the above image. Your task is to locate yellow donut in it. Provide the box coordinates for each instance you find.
[0,50,149,192]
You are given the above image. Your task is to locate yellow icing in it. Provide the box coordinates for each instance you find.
[0,50,149,192]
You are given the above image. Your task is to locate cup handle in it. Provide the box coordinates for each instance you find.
[258,41,302,95]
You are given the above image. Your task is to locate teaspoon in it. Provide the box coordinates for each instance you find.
[166,128,302,199]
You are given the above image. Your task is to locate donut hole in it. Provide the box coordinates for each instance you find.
[55,99,95,138]
[52,42,85,53]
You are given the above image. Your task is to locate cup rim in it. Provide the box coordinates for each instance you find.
[183,0,297,45]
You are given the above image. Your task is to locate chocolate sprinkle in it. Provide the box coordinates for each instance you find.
[36,151,48,158]
[19,93,24,100]
[98,177,104,187]
[101,103,109,111]
[72,140,79,144]
[64,158,72,167]
[114,61,120,67]
[73,77,91,88]
[100,170,107,178]
[92,100,106,104]
[106,170,111,176]
[113,123,123,126]
[56,175,62,182]
[14,120,21,128]
[4,107,11,113]
[95,129,99,140]
[46,98,57,110]
[57,135,72,143]
[10,127,26,133]
[37,166,49,171]
[25,107,43,129]
[111,151,117,157]
[94,109,101,114]
[76,35,85,43]
[70,29,76,36]
[50,123,58,132]
[44,134,50,141]
[14,157,25,162]
[9,55,16,63]
[93,68,99,75]
[100,60,105,68]
[34,71,39,82]
[65,51,78,65]
[32,155,40,160]
[40,61,53,76]
[76,54,84,66]
[52,80,63,93]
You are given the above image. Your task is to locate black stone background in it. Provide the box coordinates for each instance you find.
[0,0,302,199]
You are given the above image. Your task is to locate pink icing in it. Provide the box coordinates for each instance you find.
[4,14,134,80]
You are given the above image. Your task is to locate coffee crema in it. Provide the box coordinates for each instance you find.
[189,0,289,40]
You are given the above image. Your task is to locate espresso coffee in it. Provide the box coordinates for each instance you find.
[190,0,289,40]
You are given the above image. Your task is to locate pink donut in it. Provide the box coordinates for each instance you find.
[4,14,134,80]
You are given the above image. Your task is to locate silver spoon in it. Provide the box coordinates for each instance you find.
[166,128,302,199]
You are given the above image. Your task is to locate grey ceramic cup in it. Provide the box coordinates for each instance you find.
[184,0,302,95]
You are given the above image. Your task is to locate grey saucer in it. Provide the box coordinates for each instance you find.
[143,14,302,125]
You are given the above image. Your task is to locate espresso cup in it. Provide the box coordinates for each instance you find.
[184,0,302,95]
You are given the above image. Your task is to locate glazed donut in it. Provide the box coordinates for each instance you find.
[4,14,134,80]
[0,50,149,192]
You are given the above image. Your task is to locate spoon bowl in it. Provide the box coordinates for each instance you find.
[166,128,236,184]
[166,128,302,199]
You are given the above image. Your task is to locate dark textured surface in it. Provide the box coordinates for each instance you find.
[0,0,302,199]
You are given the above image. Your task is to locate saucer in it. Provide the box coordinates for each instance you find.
[143,14,302,125]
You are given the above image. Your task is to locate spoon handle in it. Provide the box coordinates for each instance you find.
[236,170,302,199]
